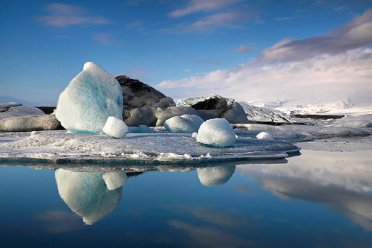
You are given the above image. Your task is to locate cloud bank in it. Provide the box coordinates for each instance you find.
[156,9,372,108]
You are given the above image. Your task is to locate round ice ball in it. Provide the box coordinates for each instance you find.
[164,114,204,133]
[103,116,128,139]
[256,132,274,141]
[196,118,236,147]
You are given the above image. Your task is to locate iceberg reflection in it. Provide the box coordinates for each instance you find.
[237,150,372,230]
[55,169,125,225]
[197,166,236,186]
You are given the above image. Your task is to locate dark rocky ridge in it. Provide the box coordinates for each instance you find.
[116,75,175,126]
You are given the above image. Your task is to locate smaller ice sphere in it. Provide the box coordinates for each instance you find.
[256,132,274,141]
[164,114,204,133]
[196,118,236,147]
[197,166,236,186]
[103,116,128,139]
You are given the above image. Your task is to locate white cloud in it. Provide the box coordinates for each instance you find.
[157,48,372,106]
[156,9,372,108]
[259,9,372,63]
[37,3,110,27]
[169,0,240,18]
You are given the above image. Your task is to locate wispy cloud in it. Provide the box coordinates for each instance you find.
[36,3,110,27]
[234,43,255,53]
[92,33,122,46]
[191,10,249,30]
[202,59,223,66]
[169,0,240,18]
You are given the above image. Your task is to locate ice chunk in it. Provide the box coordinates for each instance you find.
[103,116,128,139]
[138,125,156,133]
[102,172,128,190]
[314,127,370,137]
[55,169,122,225]
[164,114,204,133]
[331,114,372,128]
[196,118,236,147]
[256,132,274,141]
[55,62,123,134]
[127,125,156,133]
[197,166,236,186]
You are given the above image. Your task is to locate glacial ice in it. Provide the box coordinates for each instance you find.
[55,62,123,134]
[103,116,128,139]
[197,165,236,186]
[164,114,204,133]
[102,172,128,190]
[197,118,236,147]
[256,132,274,141]
[128,125,156,133]
[55,169,122,225]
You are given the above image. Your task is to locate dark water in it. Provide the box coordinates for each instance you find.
[0,149,371,248]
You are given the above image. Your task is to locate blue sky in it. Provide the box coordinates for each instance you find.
[1,0,372,107]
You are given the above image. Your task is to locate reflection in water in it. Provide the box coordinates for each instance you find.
[54,165,237,224]
[55,169,125,225]
[197,166,236,186]
[237,150,372,230]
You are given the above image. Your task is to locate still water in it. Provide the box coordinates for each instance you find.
[0,149,371,248]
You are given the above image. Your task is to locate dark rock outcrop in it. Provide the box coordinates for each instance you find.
[116,75,175,126]
[179,95,249,124]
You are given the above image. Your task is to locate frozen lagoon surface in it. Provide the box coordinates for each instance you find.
[0,117,372,247]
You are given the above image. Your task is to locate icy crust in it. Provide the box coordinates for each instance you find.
[0,130,299,163]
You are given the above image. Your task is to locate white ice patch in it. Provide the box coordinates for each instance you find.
[102,172,128,190]
[103,116,128,139]
[256,132,274,141]
[55,62,123,134]
[197,118,236,147]
[164,114,204,133]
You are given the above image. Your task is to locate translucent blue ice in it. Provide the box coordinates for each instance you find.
[55,62,123,134]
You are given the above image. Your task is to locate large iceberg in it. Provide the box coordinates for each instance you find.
[164,114,204,133]
[197,118,236,147]
[55,62,123,134]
